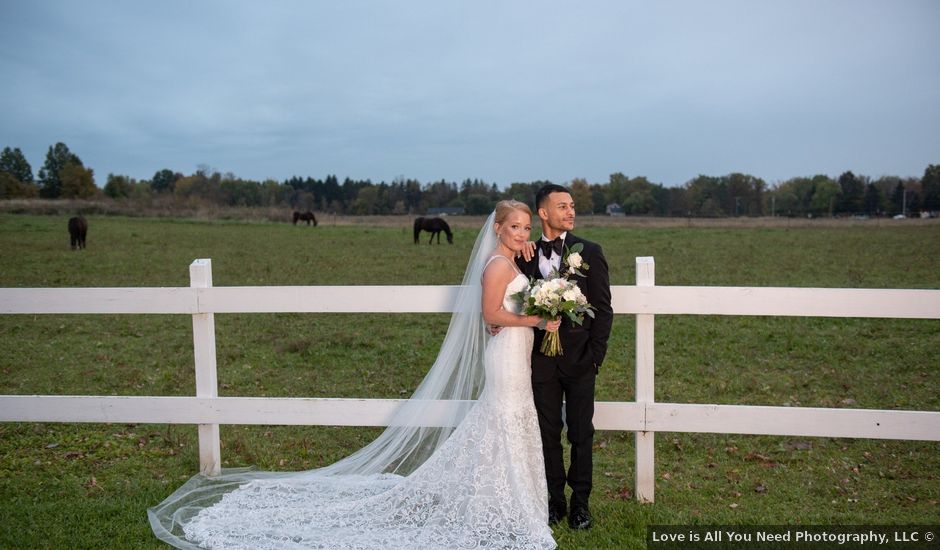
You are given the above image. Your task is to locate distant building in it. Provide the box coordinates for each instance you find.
[606,203,625,216]
[427,207,465,216]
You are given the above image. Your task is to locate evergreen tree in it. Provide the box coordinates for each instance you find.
[151,169,178,194]
[863,183,883,215]
[0,146,34,183]
[590,184,606,214]
[837,171,865,214]
[38,142,82,198]
[921,164,940,213]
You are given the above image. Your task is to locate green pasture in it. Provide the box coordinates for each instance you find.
[1,213,938,549]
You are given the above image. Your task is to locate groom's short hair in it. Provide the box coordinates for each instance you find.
[535,183,570,209]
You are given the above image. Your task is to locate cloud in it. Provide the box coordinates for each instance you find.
[1,0,938,186]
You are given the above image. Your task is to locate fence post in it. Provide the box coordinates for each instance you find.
[190,259,221,476]
[635,257,655,502]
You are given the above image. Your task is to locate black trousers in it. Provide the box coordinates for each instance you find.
[532,367,596,511]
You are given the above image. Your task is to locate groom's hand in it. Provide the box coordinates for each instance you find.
[516,241,537,262]
[487,324,503,336]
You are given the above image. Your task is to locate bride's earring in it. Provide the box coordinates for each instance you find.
[496,230,509,253]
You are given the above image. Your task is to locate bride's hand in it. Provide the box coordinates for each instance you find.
[544,319,561,333]
[516,241,537,262]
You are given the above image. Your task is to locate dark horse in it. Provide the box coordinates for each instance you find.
[292,210,318,226]
[68,216,87,250]
[413,217,453,245]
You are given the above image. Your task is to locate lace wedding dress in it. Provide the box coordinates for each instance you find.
[150,213,556,550]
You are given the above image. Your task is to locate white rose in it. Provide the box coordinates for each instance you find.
[567,252,583,269]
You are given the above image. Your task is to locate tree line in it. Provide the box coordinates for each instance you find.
[2,141,938,218]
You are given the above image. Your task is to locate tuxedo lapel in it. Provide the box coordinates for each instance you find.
[516,252,539,279]
[563,233,592,305]
[561,233,579,277]
[563,232,581,250]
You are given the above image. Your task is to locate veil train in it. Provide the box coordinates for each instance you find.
[149,212,500,548]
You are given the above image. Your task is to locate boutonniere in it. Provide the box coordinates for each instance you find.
[562,243,589,278]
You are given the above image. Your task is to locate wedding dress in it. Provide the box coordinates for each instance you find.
[149,213,556,549]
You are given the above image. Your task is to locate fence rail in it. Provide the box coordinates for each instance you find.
[5,285,938,317]
[1,257,939,502]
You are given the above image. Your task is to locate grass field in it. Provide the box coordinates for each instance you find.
[1,213,938,549]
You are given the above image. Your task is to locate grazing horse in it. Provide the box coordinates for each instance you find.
[68,216,87,250]
[292,210,318,226]
[413,217,453,245]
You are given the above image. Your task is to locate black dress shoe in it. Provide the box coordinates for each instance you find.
[568,507,592,530]
[548,505,567,526]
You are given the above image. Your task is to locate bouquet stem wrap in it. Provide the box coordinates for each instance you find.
[540,329,563,357]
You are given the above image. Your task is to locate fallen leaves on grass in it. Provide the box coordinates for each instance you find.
[745,451,779,468]
[83,476,99,492]
[615,487,633,500]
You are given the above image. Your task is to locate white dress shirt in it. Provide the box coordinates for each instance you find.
[538,232,567,278]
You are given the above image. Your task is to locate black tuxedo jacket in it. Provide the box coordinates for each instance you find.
[516,233,613,378]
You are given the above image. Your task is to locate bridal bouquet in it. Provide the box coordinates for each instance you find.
[515,276,595,357]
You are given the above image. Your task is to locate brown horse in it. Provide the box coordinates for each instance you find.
[292,211,318,226]
[68,216,87,250]
[413,217,453,244]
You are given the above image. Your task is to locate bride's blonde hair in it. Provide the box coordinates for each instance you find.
[494,200,532,225]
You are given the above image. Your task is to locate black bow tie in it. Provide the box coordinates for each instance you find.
[539,237,564,258]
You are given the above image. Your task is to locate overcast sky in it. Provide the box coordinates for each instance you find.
[2,1,938,188]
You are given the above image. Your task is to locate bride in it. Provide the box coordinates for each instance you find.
[149,200,560,549]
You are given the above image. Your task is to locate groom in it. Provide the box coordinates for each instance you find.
[516,184,613,530]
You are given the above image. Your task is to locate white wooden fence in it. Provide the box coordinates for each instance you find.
[2,257,939,503]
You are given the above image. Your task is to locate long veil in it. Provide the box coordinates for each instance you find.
[149,212,500,548]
